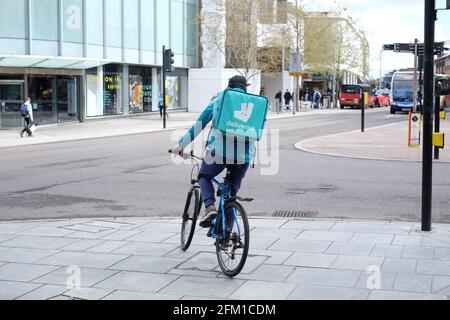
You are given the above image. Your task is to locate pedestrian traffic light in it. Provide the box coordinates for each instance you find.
[164,49,175,73]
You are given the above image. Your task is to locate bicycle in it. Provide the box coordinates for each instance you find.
[169,150,251,278]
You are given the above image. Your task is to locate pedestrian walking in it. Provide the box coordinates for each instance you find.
[159,95,169,119]
[284,89,292,110]
[313,90,322,109]
[275,90,282,113]
[20,97,34,138]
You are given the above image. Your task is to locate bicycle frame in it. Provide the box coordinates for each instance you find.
[209,177,241,241]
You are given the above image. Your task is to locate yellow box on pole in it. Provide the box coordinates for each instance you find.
[433,133,445,149]
[364,92,368,106]
[440,111,446,120]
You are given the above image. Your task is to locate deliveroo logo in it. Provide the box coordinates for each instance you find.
[234,103,254,123]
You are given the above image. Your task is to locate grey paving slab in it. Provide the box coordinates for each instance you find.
[64,229,119,240]
[86,241,129,254]
[95,271,179,293]
[61,239,105,251]
[432,276,450,294]
[159,276,246,299]
[284,252,338,269]
[248,237,279,250]
[288,285,370,300]
[109,256,184,273]
[434,248,450,260]
[126,231,177,243]
[297,231,353,242]
[164,245,216,259]
[0,223,40,235]
[0,247,60,264]
[84,220,135,230]
[402,246,435,260]
[0,263,59,282]
[393,274,433,293]
[281,220,336,231]
[286,267,361,288]
[350,233,394,245]
[0,280,41,300]
[417,260,450,276]
[422,236,450,248]
[62,224,112,233]
[102,290,182,300]
[224,264,295,282]
[230,280,297,300]
[369,290,447,300]
[355,271,397,291]
[168,269,223,278]
[37,251,129,269]
[250,249,293,265]
[113,242,179,257]
[19,226,75,237]
[268,239,332,253]
[32,267,119,287]
[16,285,69,300]
[393,235,423,246]
[382,258,418,274]
[0,234,19,243]
[64,287,114,300]
[100,230,141,241]
[326,242,374,256]
[248,219,288,229]
[331,255,384,271]
[250,227,302,239]
[332,222,411,235]
[177,252,219,272]
[134,222,183,233]
[370,244,404,258]
[0,235,79,250]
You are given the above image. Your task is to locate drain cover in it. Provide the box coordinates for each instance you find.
[272,210,318,218]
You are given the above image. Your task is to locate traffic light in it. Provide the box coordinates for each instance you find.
[164,49,175,73]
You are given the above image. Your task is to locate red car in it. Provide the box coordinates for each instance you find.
[374,90,391,107]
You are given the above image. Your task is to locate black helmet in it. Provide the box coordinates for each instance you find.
[228,75,250,89]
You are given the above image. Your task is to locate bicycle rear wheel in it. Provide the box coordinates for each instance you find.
[180,187,200,251]
[216,201,250,278]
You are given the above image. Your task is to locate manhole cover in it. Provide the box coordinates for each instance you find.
[272,210,318,218]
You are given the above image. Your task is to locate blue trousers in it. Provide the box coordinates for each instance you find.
[199,161,249,209]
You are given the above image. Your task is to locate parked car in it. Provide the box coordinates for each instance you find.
[374,89,391,107]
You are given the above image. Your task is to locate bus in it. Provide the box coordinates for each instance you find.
[339,84,375,109]
[391,71,450,114]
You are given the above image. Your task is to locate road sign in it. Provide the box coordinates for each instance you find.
[383,44,395,51]
[408,112,421,148]
[289,52,303,74]
[392,42,446,56]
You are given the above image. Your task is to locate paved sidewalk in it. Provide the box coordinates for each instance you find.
[297,113,450,162]
[1,216,450,300]
[0,108,339,149]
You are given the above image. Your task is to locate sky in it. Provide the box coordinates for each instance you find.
[300,0,450,79]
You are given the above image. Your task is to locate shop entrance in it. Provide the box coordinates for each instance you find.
[28,75,80,125]
[0,81,24,129]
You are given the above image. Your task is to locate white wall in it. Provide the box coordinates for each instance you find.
[261,71,295,107]
[188,68,261,112]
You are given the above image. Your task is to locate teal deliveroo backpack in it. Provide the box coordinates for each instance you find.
[213,89,269,142]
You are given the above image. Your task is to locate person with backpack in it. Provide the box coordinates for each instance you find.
[20,97,34,138]
[284,89,292,110]
[170,75,267,228]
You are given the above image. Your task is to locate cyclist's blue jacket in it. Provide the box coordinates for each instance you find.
[178,87,256,164]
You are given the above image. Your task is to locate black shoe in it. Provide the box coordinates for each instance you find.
[199,207,217,228]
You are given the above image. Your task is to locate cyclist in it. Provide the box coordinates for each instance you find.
[171,75,256,228]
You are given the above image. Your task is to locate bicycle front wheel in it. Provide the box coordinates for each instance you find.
[216,201,250,278]
[180,187,200,251]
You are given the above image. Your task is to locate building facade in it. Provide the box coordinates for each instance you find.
[0,0,198,129]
